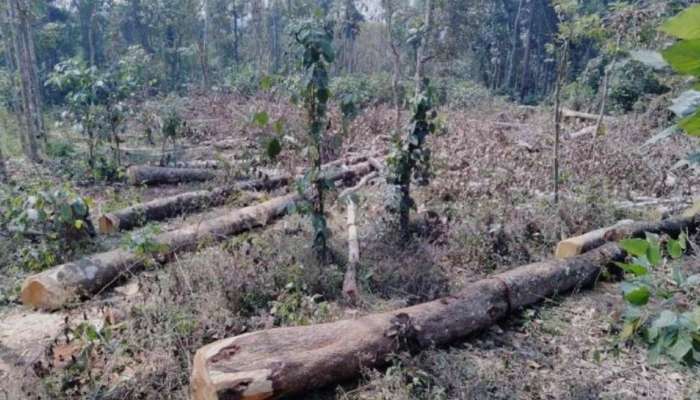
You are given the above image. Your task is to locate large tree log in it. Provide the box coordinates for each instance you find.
[190,243,626,400]
[556,213,700,259]
[126,165,220,185]
[190,211,700,400]
[98,174,292,234]
[21,162,376,310]
[561,108,614,122]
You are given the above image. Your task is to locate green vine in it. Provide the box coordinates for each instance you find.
[295,20,335,261]
[386,79,436,239]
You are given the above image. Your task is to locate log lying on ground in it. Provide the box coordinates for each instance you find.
[555,220,634,259]
[103,157,376,234]
[556,212,700,259]
[98,174,292,234]
[190,243,626,400]
[171,160,222,169]
[21,161,376,310]
[126,165,220,185]
[561,108,613,122]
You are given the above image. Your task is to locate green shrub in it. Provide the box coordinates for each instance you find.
[225,65,264,97]
[329,72,400,108]
[0,183,95,271]
[609,60,668,112]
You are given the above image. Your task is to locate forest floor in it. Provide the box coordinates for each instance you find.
[0,92,699,399]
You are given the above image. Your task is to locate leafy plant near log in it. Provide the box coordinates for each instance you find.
[616,233,700,364]
[294,19,335,261]
[0,183,95,271]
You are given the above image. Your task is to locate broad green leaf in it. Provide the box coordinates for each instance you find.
[615,262,648,277]
[679,109,700,137]
[667,239,684,259]
[652,310,678,329]
[620,318,639,340]
[253,111,269,127]
[662,39,700,77]
[669,333,693,361]
[620,238,649,257]
[645,234,662,266]
[74,219,84,229]
[624,286,651,306]
[661,5,700,40]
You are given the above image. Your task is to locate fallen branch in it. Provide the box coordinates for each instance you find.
[190,212,699,400]
[568,125,596,139]
[98,174,291,234]
[21,162,377,310]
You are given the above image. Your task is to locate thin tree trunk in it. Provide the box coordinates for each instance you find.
[505,0,524,92]
[0,144,7,182]
[7,0,41,162]
[553,41,568,205]
[595,35,621,137]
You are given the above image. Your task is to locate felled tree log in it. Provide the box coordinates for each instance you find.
[171,160,222,169]
[126,165,220,185]
[21,162,376,310]
[556,212,700,259]
[555,220,634,259]
[190,243,626,400]
[98,174,292,234]
[562,108,614,122]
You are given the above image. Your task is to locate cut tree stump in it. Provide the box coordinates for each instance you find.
[98,174,291,234]
[190,211,699,400]
[190,243,625,400]
[21,161,377,310]
[126,166,220,185]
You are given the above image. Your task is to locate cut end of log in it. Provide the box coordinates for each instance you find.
[555,220,634,260]
[554,240,582,260]
[191,337,276,400]
[97,214,119,234]
[20,278,69,310]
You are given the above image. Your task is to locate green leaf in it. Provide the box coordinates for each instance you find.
[667,239,684,259]
[661,5,700,40]
[620,238,649,257]
[652,310,678,330]
[662,39,700,77]
[679,109,700,137]
[615,262,648,277]
[253,111,269,127]
[624,286,651,306]
[74,219,84,229]
[669,333,693,361]
[645,234,662,266]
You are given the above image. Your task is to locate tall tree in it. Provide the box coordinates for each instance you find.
[6,0,43,162]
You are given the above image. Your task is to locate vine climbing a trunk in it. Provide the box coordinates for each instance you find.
[295,20,335,262]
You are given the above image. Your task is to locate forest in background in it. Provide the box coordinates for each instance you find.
[1,0,700,399]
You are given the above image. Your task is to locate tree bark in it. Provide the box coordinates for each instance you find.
[0,144,7,182]
[98,174,292,234]
[126,165,220,185]
[190,242,626,400]
[21,161,377,310]
[7,0,42,162]
[342,199,359,303]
